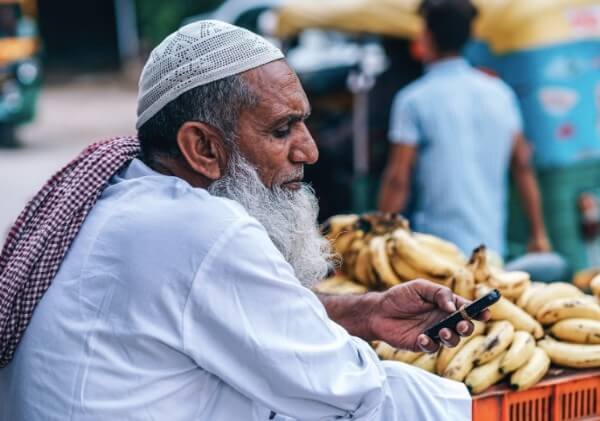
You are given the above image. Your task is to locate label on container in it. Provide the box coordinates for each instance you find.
[539,87,579,116]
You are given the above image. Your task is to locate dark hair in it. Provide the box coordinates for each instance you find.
[419,0,478,54]
[137,74,257,167]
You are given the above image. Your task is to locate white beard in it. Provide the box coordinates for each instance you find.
[208,151,334,287]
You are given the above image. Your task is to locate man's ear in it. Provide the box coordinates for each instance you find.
[176,121,227,181]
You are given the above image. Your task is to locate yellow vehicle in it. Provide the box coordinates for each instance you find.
[0,0,41,146]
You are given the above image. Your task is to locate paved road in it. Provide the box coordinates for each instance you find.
[0,75,138,238]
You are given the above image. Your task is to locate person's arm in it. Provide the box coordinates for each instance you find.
[378,144,417,213]
[511,134,551,252]
[184,220,472,420]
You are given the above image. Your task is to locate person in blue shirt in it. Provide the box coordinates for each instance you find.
[378,0,550,258]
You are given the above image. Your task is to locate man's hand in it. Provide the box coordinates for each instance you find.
[362,280,490,353]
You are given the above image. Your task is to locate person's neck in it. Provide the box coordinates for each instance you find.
[146,155,212,189]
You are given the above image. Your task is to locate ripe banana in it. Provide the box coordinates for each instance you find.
[373,341,423,363]
[443,335,486,382]
[550,318,600,344]
[411,351,438,373]
[487,269,531,300]
[536,297,600,325]
[369,235,402,288]
[393,349,424,364]
[466,351,507,394]
[392,229,458,279]
[436,320,485,375]
[413,232,467,266]
[467,246,491,284]
[387,244,423,282]
[353,242,378,287]
[323,214,359,241]
[591,274,600,298]
[500,331,535,374]
[474,321,514,365]
[509,347,550,391]
[538,337,600,368]
[451,267,475,300]
[476,285,544,339]
[525,282,584,317]
[516,282,544,309]
[314,274,367,295]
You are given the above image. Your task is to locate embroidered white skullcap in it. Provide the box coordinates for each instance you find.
[136,20,284,129]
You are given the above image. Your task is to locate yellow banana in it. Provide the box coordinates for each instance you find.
[392,229,458,279]
[353,242,378,287]
[538,336,600,368]
[550,318,600,344]
[323,214,358,241]
[369,235,402,288]
[474,321,514,365]
[373,341,397,360]
[525,282,584,317]
[443,335,486,382]
[313,274,359,294]
[392,349,424,364]
[509,347,550,391]
[436,321,485,375]
[536,297,600,325]
[413,232,467,266]
[467,245,492,284]
[499,331,535,374]
[487,269,531,300]
[476,285,544,339]
[465,351,507,394]
[591,274,600,298]
[451,267,476,300]
[411,351,438,373]
[516,282,544,309]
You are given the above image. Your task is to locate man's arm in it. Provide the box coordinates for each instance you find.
[378,144,417,213]
[511,134,551,252]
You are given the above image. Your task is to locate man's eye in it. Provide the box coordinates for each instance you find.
[273,125,291,139]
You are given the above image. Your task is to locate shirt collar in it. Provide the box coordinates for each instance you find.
[425,57,470,74]
[120,158,162,180]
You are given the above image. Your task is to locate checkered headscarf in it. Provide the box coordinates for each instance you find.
[0,136,140,367]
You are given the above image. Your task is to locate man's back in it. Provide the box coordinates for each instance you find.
[389,58,522,255]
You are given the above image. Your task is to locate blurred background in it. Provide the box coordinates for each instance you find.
[1,0,600,274]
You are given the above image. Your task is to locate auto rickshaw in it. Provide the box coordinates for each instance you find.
[0,0,41,147]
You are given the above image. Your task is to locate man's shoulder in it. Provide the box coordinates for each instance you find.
[469,68,515,97]
[393,77,430,104]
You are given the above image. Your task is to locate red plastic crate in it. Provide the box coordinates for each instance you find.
[472,369,600,421]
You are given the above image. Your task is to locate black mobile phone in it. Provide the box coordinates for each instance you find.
[423,289,501,341]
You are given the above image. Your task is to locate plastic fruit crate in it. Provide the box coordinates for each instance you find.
[472,368,600,421]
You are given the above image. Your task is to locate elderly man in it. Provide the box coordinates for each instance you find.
[0,21,483,420]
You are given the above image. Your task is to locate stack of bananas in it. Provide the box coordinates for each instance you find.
[317,212,600,394]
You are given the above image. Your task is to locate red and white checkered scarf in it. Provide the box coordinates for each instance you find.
[0,136,140,367]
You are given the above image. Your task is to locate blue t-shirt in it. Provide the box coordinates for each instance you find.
[388,57,523,256]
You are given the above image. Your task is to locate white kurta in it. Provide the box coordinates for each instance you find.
[0,159,471,420]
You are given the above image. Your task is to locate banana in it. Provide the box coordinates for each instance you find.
[332,280,369,295]
[487,269,531,300]
[369,235,402,288]
[468,245,492,284]
[392,229,458,279]
[499,331,535,374]
[451,267,476,300]
[443,335,486,382]
[392,349,424,364]
[313,274,354,294]
[550,318,600,344]
[509,347,550,391]
[476,285,544,339]
[411,351,438,373]
[538,336,600,368]
[516,282,544,309]
[322,214,359,241]
[536,297,600,325]
[387,243,424,282]
[474,321,514,365]
[436,320,485,375]
[373,341,397,360]
[525,282,584,317]
[413,232,467,266]
[353,241,378,287]
[465,351,507,394]
[591,274,600,298]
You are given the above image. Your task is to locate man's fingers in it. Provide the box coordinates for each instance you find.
[417,334,440,353]
[456,320,474,337]
[439,328,461,347]
[413,280,457,313]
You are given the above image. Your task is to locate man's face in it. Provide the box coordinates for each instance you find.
[234,60,318,190]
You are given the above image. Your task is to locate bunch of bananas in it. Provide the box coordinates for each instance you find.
[318,212,600,394]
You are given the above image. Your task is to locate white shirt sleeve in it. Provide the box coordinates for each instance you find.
[182,218,471,420]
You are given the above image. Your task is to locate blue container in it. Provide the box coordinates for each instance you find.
[470,40,600,169]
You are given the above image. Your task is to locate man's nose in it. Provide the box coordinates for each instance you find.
[290,125,319,165]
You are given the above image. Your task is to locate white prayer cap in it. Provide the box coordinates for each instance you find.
[136,20,284,129]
